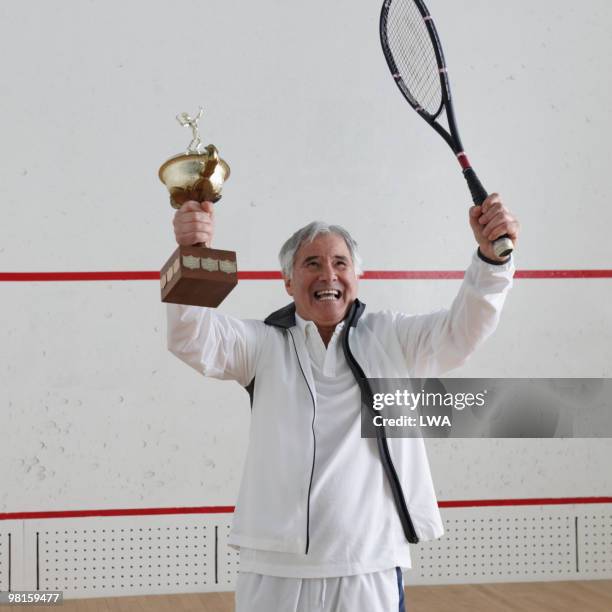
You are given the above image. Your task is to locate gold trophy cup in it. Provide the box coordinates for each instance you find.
[159,108,237,307]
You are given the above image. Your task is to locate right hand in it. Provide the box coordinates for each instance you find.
[173,200,215,247]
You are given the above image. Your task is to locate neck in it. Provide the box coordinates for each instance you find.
[316,324,336,347]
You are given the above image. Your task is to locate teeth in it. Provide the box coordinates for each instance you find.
[314,289,340,301]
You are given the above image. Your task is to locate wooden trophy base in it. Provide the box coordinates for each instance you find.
[160,245,237,307]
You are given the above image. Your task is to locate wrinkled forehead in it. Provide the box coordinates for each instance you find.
[294,233,352,263]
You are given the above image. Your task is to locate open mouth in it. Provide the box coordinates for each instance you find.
[314,289,342,302]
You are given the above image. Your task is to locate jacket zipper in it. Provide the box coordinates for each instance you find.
[288,329,317,554]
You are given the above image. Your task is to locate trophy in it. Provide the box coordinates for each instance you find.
[159,108,237,307]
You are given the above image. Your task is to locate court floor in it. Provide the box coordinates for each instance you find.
[3,580,609,611]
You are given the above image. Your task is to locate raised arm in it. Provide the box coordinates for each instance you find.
[166,200,266,386]
[394,195,519,377]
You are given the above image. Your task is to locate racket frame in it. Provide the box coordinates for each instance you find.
[379,0,514,258]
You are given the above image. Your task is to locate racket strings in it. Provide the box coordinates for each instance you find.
[384,0,442,116]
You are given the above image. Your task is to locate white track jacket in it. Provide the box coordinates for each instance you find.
[166,252,514,555]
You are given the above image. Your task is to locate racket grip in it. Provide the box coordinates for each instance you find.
[463,167,488,206]
[463,167,515,259]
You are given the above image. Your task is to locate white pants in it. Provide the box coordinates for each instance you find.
[236,567,406,612]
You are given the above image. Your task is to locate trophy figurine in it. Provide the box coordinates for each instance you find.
[158,108,237,307]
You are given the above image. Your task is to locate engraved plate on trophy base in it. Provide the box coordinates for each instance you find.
[160,245,237,308]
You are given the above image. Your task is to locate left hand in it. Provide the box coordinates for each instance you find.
[469,194,520,262]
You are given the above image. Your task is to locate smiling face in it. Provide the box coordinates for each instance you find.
[284,233,359,334]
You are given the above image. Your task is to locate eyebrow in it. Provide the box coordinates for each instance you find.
[301,255,350,265]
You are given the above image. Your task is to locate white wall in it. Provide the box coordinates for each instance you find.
[1,0,611,582]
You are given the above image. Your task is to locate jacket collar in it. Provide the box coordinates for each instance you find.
[264,299,366,329]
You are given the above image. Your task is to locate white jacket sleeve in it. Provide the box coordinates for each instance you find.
[393,251,514,377]
[166,304,267,387]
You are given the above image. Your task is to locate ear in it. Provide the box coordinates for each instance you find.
[284,276,293,297]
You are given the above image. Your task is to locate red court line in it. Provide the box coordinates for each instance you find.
[1,270,612,282]
[0,506,235,521]
[438,496,612,509]
[0,271,162,282]
[2,497,611,521]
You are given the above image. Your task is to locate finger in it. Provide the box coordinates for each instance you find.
[175,211,212,224]
[179,200,204,213]
[483,213,513,240]
[200,201,215,216]
[489,221,519,243]
[175,227,213,245]
[482,212,508,238]
[479,202,504,225]
[481,193,501,214]
[176,220,213,235]
[173,212,212,230]
[491,219,520,242]
[469,205,481,220]
[469,207,484,235]
[176,230,213,246]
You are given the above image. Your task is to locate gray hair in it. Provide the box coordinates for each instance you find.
[278,221,363,279]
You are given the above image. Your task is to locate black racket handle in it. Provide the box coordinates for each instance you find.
[463,167,514,259]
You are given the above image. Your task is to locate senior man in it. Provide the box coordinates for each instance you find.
[167,197,519,611]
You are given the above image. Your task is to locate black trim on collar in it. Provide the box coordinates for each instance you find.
[264,302,297,329]
[346,299,366,327]
[245,377,255,409]
[263,299,367,329]
[339,300,419,544]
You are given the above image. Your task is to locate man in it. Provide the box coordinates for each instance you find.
[167,196,519,611]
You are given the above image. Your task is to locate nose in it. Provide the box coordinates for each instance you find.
[319,261,337,282]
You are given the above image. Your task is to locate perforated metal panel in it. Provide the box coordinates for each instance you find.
[216,522,240,587]
[23,515,235,598]
[6,504,612,598]
[405,505,612,585]
[580,514,612,575]
[40,525,209,592]
[409,508,575,584]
